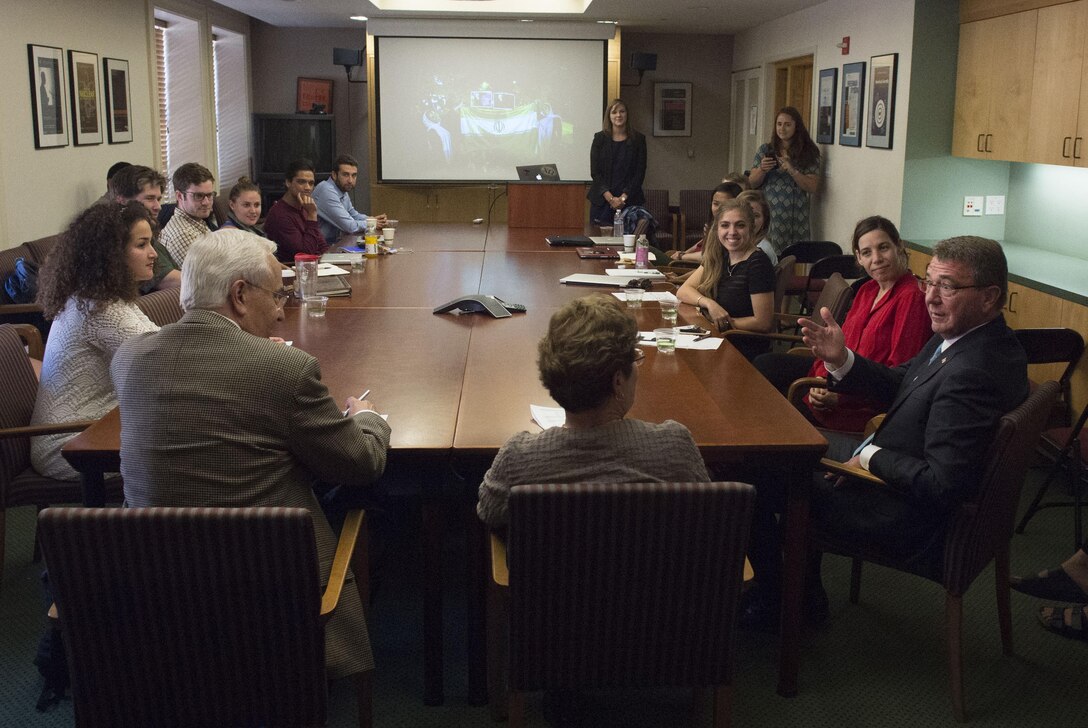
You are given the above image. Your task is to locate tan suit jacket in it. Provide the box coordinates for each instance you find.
[111,309,391,679]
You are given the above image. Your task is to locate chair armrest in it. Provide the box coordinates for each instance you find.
[48,603,58,622]
[786,376,827,410]
[0,303,45,316]
[13,323,44,359]
[490,533,509,587]
[817,457,886,486]
[321,509,365,620]
[0,421,100,439]
[722,329,804,344]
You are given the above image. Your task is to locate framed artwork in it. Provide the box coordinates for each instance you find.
[68,50,103,145]
[103,57,132,143]
[27,44,69,149]
[296,77,333,114]
[866,53,898,149]
[653,82,692,137]
[816,68,837,144]
[839,61,866,148]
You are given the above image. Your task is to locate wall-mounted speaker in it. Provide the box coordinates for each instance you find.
[333,48,363,67]
[630,52,657,72]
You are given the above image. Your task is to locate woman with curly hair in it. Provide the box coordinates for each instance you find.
[748,106,821,253]
[476,295,709,527]
[30,202,161,480]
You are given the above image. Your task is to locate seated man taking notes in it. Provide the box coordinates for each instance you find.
[742,236,1028,630]
[110,229,391,681]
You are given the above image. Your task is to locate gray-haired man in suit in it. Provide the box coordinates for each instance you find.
[111,229,391,680]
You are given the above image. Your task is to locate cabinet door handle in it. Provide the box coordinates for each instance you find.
[985,134,993,153]
[1075,137,1083,160]
[977,134,985,153]
[1063,136,1072,158]
[1006,290,1017,313]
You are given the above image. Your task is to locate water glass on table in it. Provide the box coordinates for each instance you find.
[654,327,677,353]
[304,295,329,318]
[660,299,678,325]
[625,287,644,308]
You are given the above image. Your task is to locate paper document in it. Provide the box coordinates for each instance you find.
[560,274,635,287]
[281,263,351,278]
[612,291,678,302]
[530,404,566,430]
[605,268,663,277]
[638,330,724,351]
[589,236,624,245]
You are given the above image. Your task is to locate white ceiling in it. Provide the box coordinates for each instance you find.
[213,0,828,35]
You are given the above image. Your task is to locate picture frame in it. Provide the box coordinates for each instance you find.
[816,68,837,144]
[103,57,132,144]
[68,50,103,145]
[866,53,898,149]
[653,82,692,137]
[27,44,69,149]
[296,77,333,114]
[839,61,866,148]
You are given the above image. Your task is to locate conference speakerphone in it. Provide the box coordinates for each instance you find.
[433,295,527,319]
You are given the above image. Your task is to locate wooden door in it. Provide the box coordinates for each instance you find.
[953,19,993,158]
[1028,1,1087,165]
[986,11,1038,161]
[729,67,762,173]
[773,56,814,128]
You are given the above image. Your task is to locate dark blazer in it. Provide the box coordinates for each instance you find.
[587,130,647,208]
[831,315,1028,512]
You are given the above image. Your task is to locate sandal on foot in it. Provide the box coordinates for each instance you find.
[1037,605,1088,642]
[1011,567,1088,602]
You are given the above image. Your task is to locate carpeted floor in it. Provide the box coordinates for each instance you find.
[1,469,1085,727]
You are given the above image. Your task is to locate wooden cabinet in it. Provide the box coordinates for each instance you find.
[952,11,1037,161]
[1004,280,1065,330]
[371,185,506,223]
[907,249,932,279]
[1027,1,1088,165]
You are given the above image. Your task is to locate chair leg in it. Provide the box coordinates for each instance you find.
[508,691,525,728]
[946,593,967,722]
[486,582,508,721]
[1016,449,1068,534]
[0,508,6,591]
[355,669,373,728]
[353,518,370,620]
[849,558,863,604]
[994,542,1014,656]
[712,684,732,728]
[32,506,43,563]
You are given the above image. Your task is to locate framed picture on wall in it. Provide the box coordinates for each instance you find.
[27,44,69,149]
[839,61,865,147]
[103,57,133,144]
[653,82,692,137]
[68,50,103,145]
[297,77,333,114]
[866,53,898,149]
[816,68,837,144]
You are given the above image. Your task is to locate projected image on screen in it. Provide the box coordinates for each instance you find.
[376,36,605,183]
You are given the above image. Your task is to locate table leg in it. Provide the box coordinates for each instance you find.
[422,496,444,705]
[777,464,810,697]
[80,470,106,507]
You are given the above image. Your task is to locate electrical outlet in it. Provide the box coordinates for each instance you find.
[963,196,984,217]
[985,195,1005,215]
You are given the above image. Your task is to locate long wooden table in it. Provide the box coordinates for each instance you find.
[62,222,826,702]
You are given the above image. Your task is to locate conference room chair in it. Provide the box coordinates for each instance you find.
[1016,398,1088,549]
[815,381,1059,723]
[1011,327,1084,430]
[678,189,714,247]
[0,324,118,591]
[642,189,677,250]
[724,272,853,354]
[23,232,60,266]
[0,243,46,326]
[487,482,755,728]
[778,240,842,313]
[38,506,373,728]
[135,286,185,326]
[795,254,866,316]
[772,254,798,316]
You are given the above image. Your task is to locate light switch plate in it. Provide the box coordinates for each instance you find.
[985,195,1005,215]
[963,196,984,217]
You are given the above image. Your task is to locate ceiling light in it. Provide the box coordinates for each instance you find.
[350,15,368,21]
[596,20,617,24]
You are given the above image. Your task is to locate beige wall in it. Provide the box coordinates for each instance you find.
[621,32,735,203]
[733,0,916,248]
[0,0,155,248]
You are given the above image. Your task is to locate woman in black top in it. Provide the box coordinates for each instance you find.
[587,99,647,227]
[677,199,775,360]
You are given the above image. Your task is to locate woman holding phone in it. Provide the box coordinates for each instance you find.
[748,106,821,254]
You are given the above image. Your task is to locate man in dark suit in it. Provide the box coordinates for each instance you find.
[744,236,1028,629]
[111,229,390,680]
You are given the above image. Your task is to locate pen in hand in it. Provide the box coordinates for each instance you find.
[343,389,372,416]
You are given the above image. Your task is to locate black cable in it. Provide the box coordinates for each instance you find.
[483,185,508,247]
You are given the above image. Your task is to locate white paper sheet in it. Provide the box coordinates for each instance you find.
[605,268,664,277]
[530,404,566,430]
[617,252,659,263]
[637,330,724,351]
[611,291,678,302]
[281,262,351,278]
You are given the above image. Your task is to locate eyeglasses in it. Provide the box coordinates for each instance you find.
[915,275,987,299]
[182,190,217,202]
[245,281,291,309]
[633,348,645,366]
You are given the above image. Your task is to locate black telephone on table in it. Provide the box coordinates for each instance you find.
[432,295,527,319]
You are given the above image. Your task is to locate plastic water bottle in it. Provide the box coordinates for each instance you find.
[635,235,650,269]
[613,208,624,238]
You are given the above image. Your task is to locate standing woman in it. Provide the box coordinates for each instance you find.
[748,106,821,254]
[30,202,161,480]
[588,99,647,227]
[219,176,266,237]
[677,199,775,361]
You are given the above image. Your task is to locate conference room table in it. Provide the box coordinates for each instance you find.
[62,221,827,703]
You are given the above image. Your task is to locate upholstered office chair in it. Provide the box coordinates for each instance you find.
[39,506,373,728]
[642,189,676,249]
[724,272,854,352]
[815,381,1059,722]
[678,189,714,246]
[487,482,755,728]
[1012,327,1084,430]
[135,286,184,326]
[0,324,118,591]
[797,254,865,315]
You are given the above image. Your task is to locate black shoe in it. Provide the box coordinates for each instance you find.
[1011,567,1088,603]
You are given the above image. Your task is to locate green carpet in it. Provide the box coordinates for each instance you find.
[1,472,1084,727]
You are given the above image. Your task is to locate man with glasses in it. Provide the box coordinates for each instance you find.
[111,228,390,684]
[741,236,1029,631]
[161,162,218,266]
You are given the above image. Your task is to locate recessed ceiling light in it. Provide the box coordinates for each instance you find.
[596,20,617,24]
[520,18,533,22]
[350,15,368,21]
